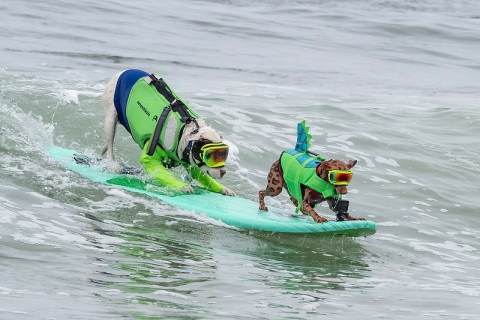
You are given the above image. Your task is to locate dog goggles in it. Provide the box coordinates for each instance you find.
[328,170,353,186]
[199,143,229,168]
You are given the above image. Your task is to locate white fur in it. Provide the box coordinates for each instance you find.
[100,71,123,162]
[100,71,233,195]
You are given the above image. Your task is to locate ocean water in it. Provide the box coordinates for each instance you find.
[1,0,480,319]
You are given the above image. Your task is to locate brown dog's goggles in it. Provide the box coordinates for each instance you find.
[328,170,353,186]
[199,143,229,168]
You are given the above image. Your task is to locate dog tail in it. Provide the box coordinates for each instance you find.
[294,120,312,152]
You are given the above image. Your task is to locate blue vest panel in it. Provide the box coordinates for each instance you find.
[113,69,150,133]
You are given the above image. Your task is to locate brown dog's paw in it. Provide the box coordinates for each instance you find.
[348,215,366,221]
[259,205,268,211]
[313,215,328,223]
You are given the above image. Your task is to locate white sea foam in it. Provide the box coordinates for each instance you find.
[460,289,480,297]
[105,289,123,295]
[410,179,425,187]
[375,157,400,167]
[414,211,438,220]
[414,201,431,207]
[26,191,50,200]
[31,202,64,209]
[237,141,264,153]
[423,262,470,273]
[418,229,435,235]
[302,302,320,311]
[360,133,380,141]
[0,184,18,190]
[370,176,391,183]
[105,188,136,200]
[223,139,240,162]
[178,211,238,230]
[153,290,188,300]
[386,169,403,176]
[0,196,19,209]
[409,240,477,262]
[377,222,399,227]
[244,289,263,295]
[54,89,101,105]
[326,134,354,146]
[12,233,58,247]
[299,295,316,302]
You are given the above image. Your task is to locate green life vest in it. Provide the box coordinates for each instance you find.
[125,75,198,164]
[280,149,340,213]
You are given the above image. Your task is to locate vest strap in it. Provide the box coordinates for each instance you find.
[145,74,200,158]
[148,74,195,123]
[147,107,171,156]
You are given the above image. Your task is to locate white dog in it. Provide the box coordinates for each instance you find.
[100,69,234,196]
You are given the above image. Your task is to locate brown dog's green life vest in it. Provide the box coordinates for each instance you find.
[280,149,340,213]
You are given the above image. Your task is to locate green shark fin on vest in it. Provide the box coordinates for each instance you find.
[295,120,312,152]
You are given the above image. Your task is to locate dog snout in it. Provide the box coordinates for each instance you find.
[219,167,226,178]
[335,186,348,195]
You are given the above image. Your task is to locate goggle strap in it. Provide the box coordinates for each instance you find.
[201,143,228,151]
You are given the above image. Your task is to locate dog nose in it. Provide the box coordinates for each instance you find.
[219,167,226,178]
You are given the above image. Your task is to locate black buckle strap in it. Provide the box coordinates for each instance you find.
[147,107,171,156]
[149,74,176,103]
[146,74,200,157]
[148,74,194,123]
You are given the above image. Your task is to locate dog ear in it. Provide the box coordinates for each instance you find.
[320,160,332,171]
[347,160,357,169]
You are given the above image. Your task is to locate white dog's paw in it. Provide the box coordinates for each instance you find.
[107,162,124,174]
[180,185,195,194]
[221,187,235,196]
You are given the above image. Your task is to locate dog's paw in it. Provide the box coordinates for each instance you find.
[180,185,195,194]
[313,215,328,223]
[107,162,124,174]
[221,187,235,196]
[348,215,366,221]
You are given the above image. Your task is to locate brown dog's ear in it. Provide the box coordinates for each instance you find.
[347,160,357,169]
[320,160,332,171]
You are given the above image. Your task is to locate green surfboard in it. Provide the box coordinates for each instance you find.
[48,146,377,237]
